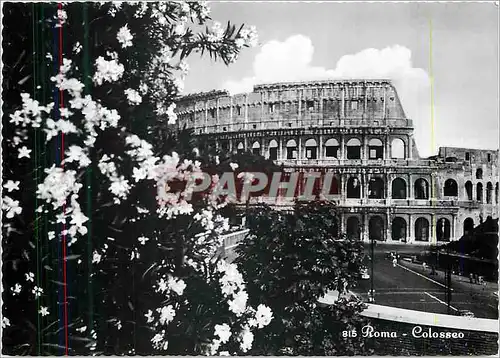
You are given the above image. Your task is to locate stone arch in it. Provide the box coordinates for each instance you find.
[392,177,407,199]
[369,216,385,241]
[443,179,458,197]
[436,218,451,242]
[368,177,384,199]
[415,217,430,241]
[220,140,229,151]
[305,138,318,159]
[476,182,483,202]
[463,217,474,236]
[346,138,361,159]
[486,182,493,204]
[368,138,383,160]
[324,138,339,158]
[414,178,429,199]
[268,139,278,160]
[286,139,297,159]
[465,181,473,200]
[237,142,244,153]
[252,141,260,155]
[391,138,405,159]
[346,216,361,240]
[391,217,407,241]
[347,176,361,198]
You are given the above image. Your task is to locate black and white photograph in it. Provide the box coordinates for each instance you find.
[1,1,499,356]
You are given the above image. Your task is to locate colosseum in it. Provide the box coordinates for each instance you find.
[176,79,499,244]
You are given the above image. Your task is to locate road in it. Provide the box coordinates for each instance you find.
[352,252,498,319]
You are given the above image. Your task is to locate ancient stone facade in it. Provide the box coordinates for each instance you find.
[176,80,499,244]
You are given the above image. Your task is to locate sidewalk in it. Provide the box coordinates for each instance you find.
[397,259,499,298]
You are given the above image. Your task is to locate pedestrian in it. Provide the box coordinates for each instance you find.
[422,262,427,271]
[469,273,473,283]
[392,258,397,267]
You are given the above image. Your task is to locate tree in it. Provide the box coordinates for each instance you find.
[235,201,371,355]
[2,2,271,355]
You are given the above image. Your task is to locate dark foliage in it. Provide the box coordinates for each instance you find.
[235,201,371,355]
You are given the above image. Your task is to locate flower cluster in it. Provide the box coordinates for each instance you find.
[93,55,125,85]
[206,261,273,354]
[124,88,142,106]
[3,2,266,355]
[117,24,133,48]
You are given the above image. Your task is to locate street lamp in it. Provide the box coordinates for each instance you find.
[370,235,375,302]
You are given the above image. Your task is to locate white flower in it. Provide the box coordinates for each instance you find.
[235,38,245,49]
[239,326,254,353]
[132,167,147,182]
[229,163,239,171]
[3,180,20,192]
[109,177,130,199]
[56,213,66,224]
[214,323,231,343]
[18,146,31,159]
[217,261,245,296]
[2,317,10,328]
[11,283,22,295]
[76,326,87,333]
[168,276,186,296]
[159,305,176,325]
[145,309,154,323]
[139,82,148,94]
[48,231,55,241]
[25,272,34,282]
[39,306,49,316]
[157,278,168,293]
[239,26,258,47]
[70,211,89,230]
[178,60,189,76]
[73,42,82,54]
[2,196,23,218]
[117,24,133,48]
[64,145,91,168]
[92,251,101,264]
[138,236,149,245]
[124,88,142,105]
[253,304,273,328]
[93,56,124,85]
[56,9,67,27]
[36,166,82,209]
[32,286,43,298]
[228,290,248,317]
[208,21,224,42]
[166,103,177,124]
[151,330,167,350]
[219,351,230,356]
[174,21,186,36]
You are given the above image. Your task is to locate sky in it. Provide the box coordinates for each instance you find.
[183,1,499,158]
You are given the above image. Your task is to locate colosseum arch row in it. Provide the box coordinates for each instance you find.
[326,213,478,243]
[273,173,499,204]
[218,135,413,161]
